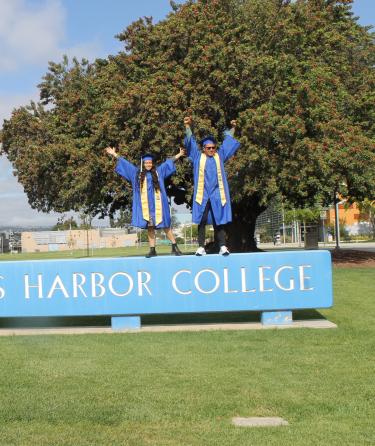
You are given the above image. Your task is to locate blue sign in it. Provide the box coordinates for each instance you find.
[0,251,332,327]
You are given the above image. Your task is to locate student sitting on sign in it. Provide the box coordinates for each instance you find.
[105,146,185,258]
[184,116,240,256]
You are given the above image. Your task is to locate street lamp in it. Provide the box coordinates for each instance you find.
[334,191,340,249]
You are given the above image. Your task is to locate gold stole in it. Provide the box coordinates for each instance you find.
[195,153,226,206]
[141,173,163,225]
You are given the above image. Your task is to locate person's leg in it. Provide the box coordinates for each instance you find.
[146,226,157,257]
[147,226,156,246]
[164,227,176,243]
[215,223,230,255]
[196,201,211,255]
[197,222,206,248]
[215,225,226,247]
[164,227,182,255]
[210,207,227,254]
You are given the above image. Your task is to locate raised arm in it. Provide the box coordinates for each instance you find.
[158,147,186,180]
[225,120,237,138]
[105,146,137,182]
[219,120,240,162]
[183,116,200,162]
[174,146,186,161]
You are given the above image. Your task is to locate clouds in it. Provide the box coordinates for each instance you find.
[0,155,21,195]
[0,154,58,227]
[0,90,39,124]
[0,0,101,72]
[0,155,102,227]
[0,0,65,71]
[0,0,104,227]
[0,0,101,122]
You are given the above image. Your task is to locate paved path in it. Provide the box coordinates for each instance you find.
[0,320,337,336]
[259,241,375,253]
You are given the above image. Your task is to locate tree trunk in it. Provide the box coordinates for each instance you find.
[226,200,265,252]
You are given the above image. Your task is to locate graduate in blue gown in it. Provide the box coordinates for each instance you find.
[105,146,185,257]
[184,116,240,256]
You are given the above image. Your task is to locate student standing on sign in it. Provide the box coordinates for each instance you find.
[105,147,185,258]
[184,116,240,256]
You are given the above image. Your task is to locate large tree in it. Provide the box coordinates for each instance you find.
[1,0,374,251]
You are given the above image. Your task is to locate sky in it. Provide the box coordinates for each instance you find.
[0,0,374,228]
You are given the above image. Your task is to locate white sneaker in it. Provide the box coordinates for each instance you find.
[195,247,206,256]
[219,246,230,256]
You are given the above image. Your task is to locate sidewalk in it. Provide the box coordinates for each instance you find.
[258,241,375,252]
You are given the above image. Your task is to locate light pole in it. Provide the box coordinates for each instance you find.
[334,191,340,249]
[320,209,327,246]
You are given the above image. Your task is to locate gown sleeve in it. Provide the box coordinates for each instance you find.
[158,158,176,179]
[115,157,138,182]
[184,127,200,163]
[218,130,240,163]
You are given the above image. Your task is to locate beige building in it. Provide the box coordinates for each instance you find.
[21,228,138,253]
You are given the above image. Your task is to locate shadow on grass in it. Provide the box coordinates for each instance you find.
[0,309,326,329]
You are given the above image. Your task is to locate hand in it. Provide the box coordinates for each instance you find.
[104,146,118,158]
[175,147,186,160]
[184,116,192,127]
[230,119,237,128]
[179,147,186,157]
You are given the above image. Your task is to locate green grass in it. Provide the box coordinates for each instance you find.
[0,245,196,262]
[0,268,374,445]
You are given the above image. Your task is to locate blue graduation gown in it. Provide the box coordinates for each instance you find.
[184,132,240,225]
[115,158,176,229]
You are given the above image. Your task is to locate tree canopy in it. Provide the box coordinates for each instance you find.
[1,0,374,250]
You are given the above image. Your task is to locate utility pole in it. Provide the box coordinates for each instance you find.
[334,191,340,249]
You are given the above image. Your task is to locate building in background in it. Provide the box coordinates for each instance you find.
[325,201,371,236]
[9,231,22,253]
[0,232,10,253]
[21,228,137,253]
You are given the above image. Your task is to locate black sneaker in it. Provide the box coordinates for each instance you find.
[145,247,157,258]
[171,244,182,256]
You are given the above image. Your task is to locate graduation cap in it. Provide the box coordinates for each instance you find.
[200,136,217,147]
[140,153,155,172]
[141,153,155,162]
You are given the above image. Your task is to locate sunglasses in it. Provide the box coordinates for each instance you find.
[205,145,216,150]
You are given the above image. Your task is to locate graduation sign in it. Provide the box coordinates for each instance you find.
[0,251,332,329]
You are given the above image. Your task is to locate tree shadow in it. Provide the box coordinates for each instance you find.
[0,310,327,329]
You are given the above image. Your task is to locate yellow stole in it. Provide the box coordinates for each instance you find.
[195,153,226,206]
[140,173,163,226]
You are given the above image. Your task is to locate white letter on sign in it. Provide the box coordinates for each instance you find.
[137,271,152,296]
[91,273,105,298]
[72,273,87,298]
[258,266,273,292]
[194,269,220,294]
[223,268,238,294]
[24,274,43,299]
[109,272,134,297]
[0,275,5,299]
[240,268,255,293]
[275,266,295,291]
[172,270,191,295]
[299,265,314,291]
[47,275,69,298]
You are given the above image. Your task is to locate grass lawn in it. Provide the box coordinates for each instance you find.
[0,267,374,445]
[0,245,196,261]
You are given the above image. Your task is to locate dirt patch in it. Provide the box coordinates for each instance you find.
[331,249,375,267]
